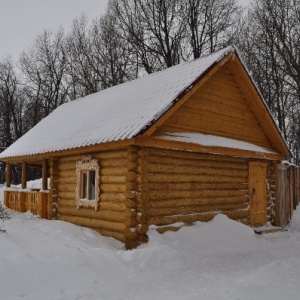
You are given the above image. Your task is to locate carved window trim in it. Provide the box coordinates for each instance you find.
[75,155,100,210]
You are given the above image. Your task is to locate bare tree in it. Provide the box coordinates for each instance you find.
[254,0,300,100]
[19,28,69,126]
[88,9,137,89]
[235,0,300,162]
[0,57,27,184]
[65,15,97,98]
[183,0,241,58]
[65,10,136,99]
[0,57,20,148]
[111,0,185,73]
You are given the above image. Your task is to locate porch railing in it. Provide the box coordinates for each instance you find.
[4,190,50,219]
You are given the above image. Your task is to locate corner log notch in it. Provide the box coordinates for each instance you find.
[49,157,59,219]
[123,146,139,249]
[136,148,150,244]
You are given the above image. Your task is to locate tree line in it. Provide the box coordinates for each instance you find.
[0,0,299,183]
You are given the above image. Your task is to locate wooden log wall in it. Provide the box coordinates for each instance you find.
[141,147,250,229]
[56,149,135,245]
[54,145,296,244]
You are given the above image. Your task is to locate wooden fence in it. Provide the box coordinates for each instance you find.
[4,190,50,219]
[276,164,300,227]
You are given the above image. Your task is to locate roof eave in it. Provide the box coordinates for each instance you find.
[0,138,136,164]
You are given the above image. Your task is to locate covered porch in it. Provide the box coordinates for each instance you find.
[3,157,58,219]
[4,189,50,219]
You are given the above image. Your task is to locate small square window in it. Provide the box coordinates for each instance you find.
[76,156,100,210]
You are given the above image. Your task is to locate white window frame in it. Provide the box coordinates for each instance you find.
[75,155,100,210]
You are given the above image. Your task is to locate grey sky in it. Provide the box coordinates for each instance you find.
[0,0,108,60]
[0,0,250,61]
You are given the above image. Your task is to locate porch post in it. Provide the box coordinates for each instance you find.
[6,162,12,188]
[42,158,48,190]
[21,161,27,189]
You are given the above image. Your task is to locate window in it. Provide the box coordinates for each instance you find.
[76,156,100,210]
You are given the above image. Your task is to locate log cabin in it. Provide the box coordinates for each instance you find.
[0,46,298,249]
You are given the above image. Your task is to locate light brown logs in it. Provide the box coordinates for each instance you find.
[58,177,76,185]
[57,184,76,193]
[57,215,127,232]
[149,213,217,225]
[94,150,127,159]
[141,148,247,163]
[101,167,128,176]
[58,199,75,207]
[59,150,127,163]
[145,173,246,183]
[101,176,127,184]
[144,155,248,170]
[100,193,126,202]
[124,146,139,247]
[149,196,248,208]
[146,182,247,191]
[49,158,59,219]
[101,158,127,168]
[57,206,135,224]
[59,169,75,178]
[99,202,127,211]
[59,198,129,212]
[148,203,248,217]
[58,191,76,199]
[58,162,76,171]
[100,184,127,193]
[144,163,248,178]
[149,189,247,201]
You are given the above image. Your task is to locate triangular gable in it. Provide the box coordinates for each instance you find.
[142,51,291,159]
[151,64,272,149]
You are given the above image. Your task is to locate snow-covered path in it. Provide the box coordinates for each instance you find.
[1,204,300,300]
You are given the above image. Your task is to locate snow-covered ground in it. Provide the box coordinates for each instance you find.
[1,186,300,300]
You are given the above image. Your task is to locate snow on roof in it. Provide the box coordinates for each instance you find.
[156,132,276,154]
[0,46,235,159]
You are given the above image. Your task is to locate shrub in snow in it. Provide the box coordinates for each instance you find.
[0,203,10,233]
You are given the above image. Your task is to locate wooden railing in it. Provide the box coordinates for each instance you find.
[4,190,50,219]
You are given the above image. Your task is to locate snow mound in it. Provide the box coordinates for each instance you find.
[148,214,258,257]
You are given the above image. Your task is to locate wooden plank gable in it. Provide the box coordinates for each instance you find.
[151,63,277,154]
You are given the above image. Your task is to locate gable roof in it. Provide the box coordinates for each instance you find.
[0,46,291,160]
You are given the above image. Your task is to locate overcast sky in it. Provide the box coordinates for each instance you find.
[0,0,250,61]
[0,0,108,60]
